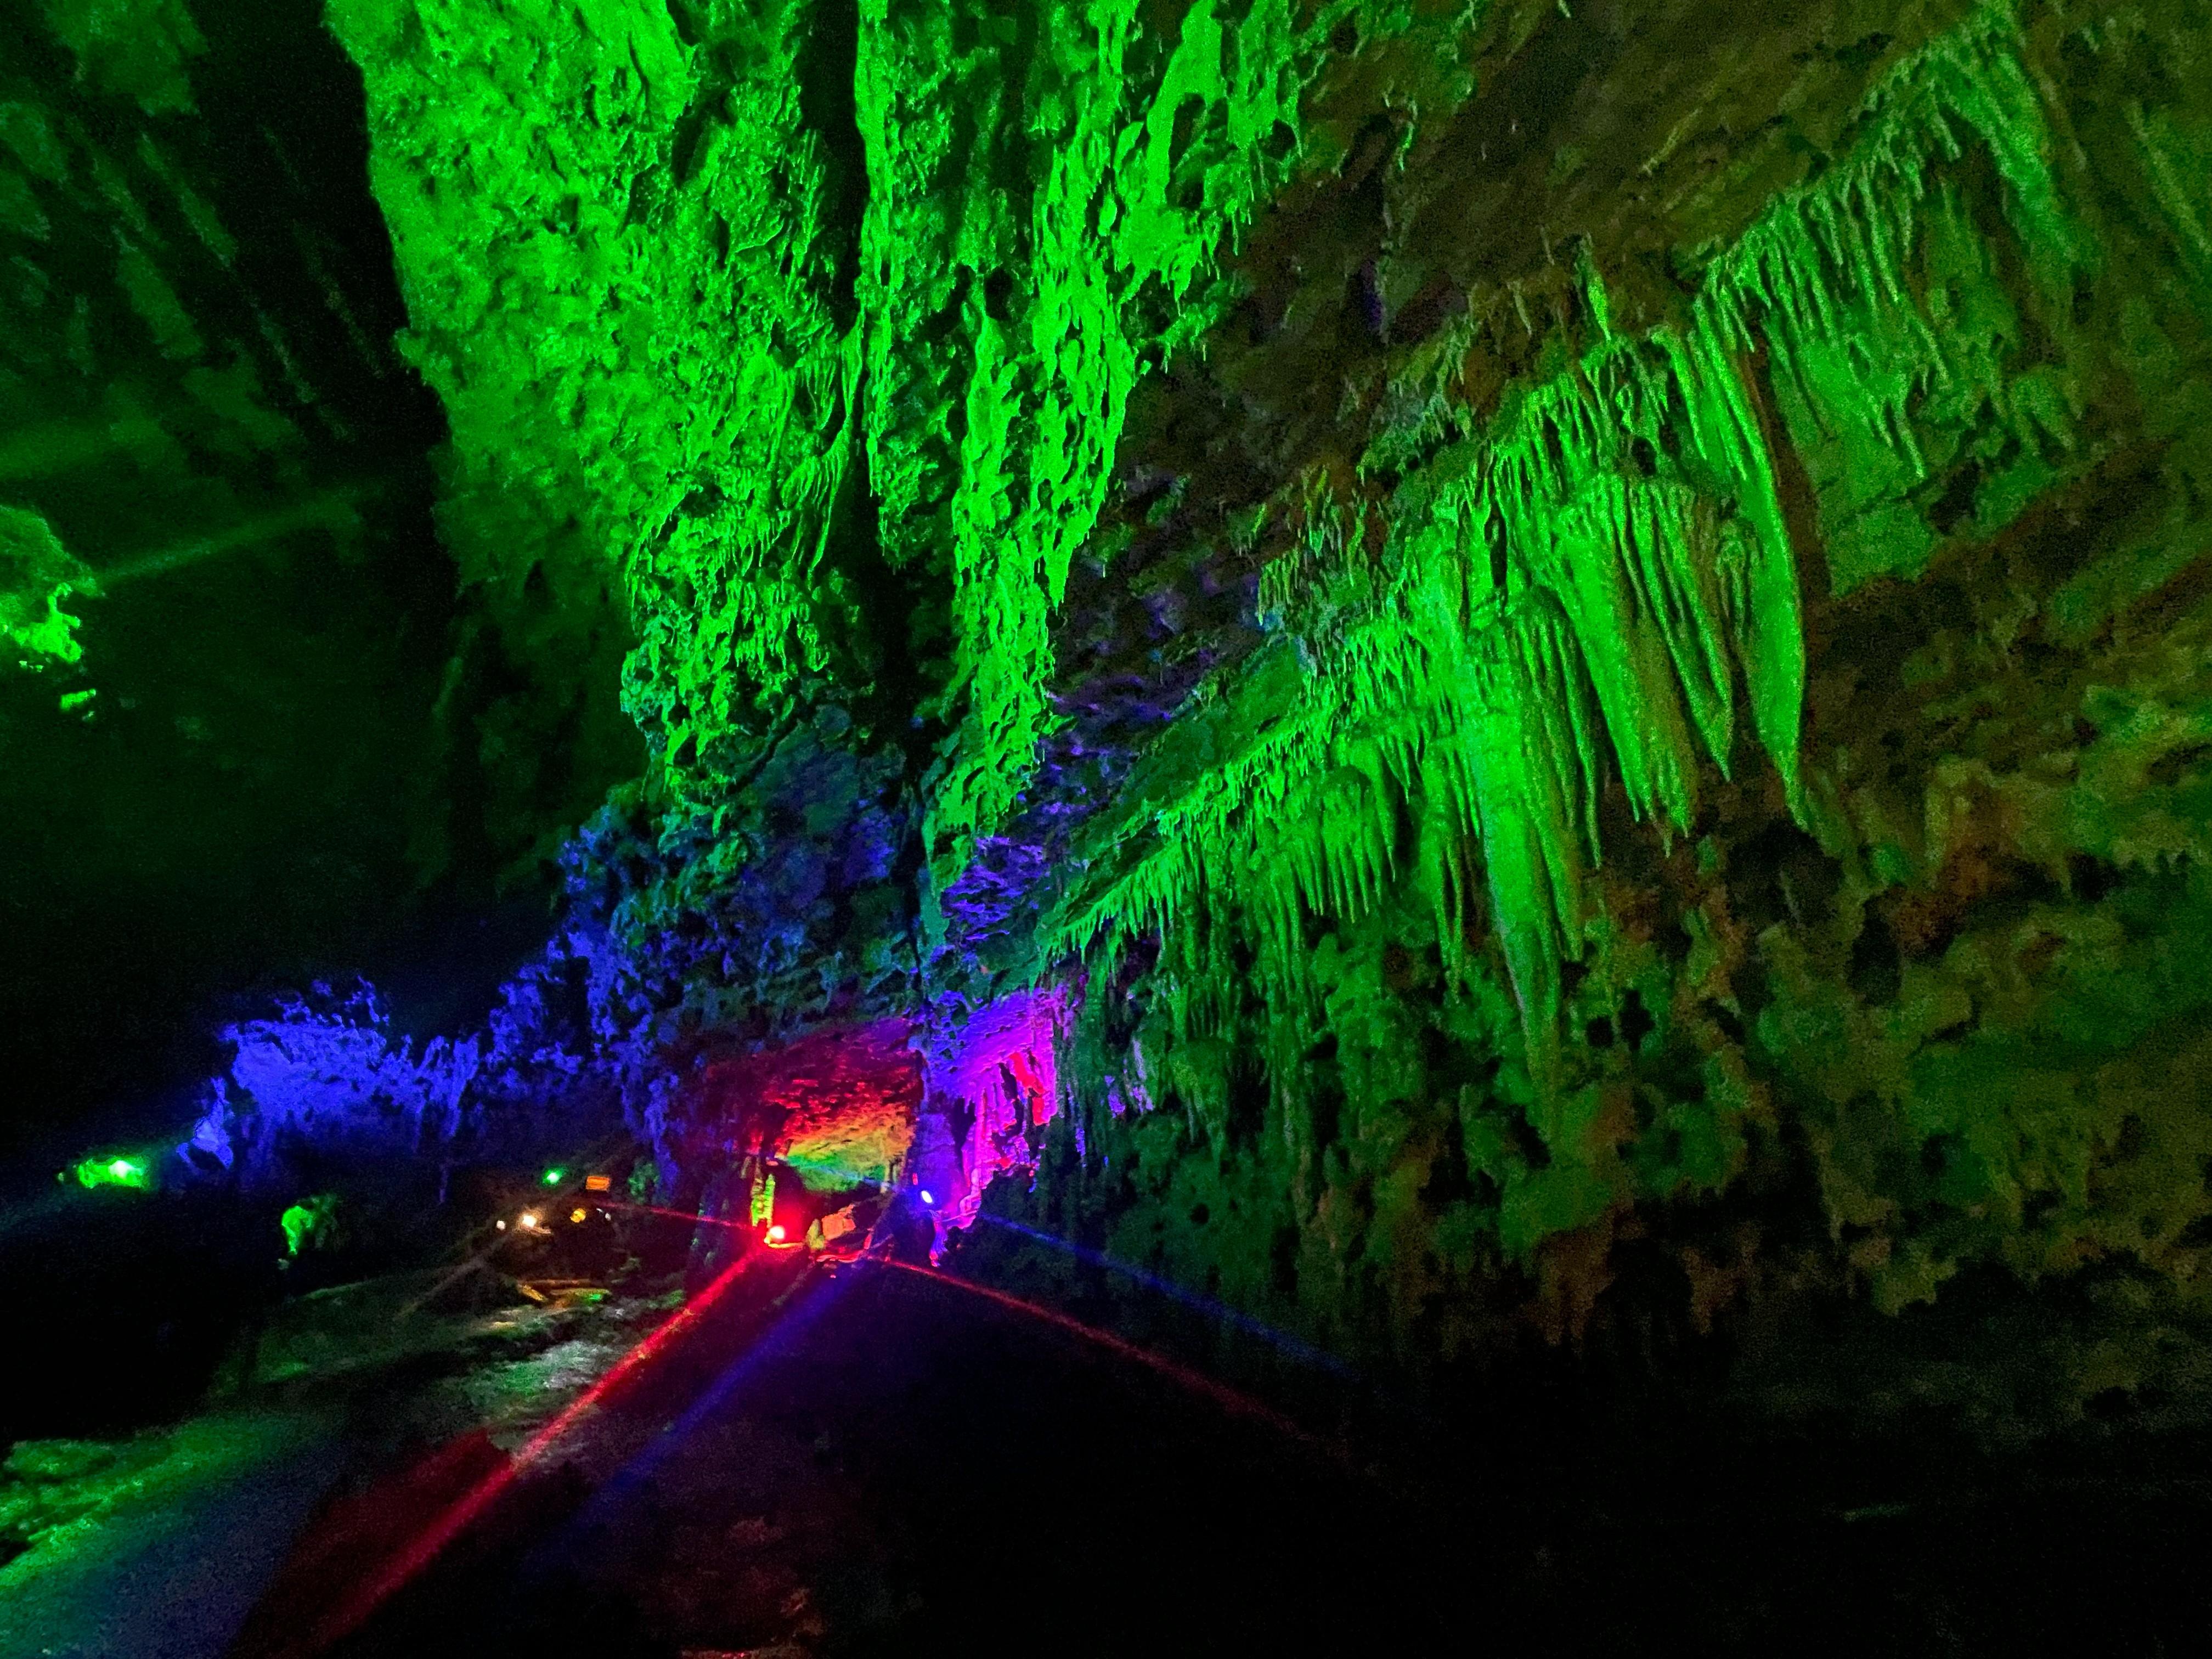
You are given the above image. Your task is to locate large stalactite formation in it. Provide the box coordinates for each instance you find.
[10,0,2212,1415]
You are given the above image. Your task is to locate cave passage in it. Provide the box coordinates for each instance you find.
[8,0,2212,1652]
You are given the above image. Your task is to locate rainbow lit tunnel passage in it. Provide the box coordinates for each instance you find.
[10,0,2212,1651]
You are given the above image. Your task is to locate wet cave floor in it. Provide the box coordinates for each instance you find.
[317,1274,2212,1658]
[12,1238,2210,1659]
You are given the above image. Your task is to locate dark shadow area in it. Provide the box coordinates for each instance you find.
[289,1259,2212,1658]
[0,0,583,1171]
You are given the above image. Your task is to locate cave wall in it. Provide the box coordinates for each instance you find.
[155,0,2212,1408]
[0,1,634,1152]
[1006,0,2212,1407]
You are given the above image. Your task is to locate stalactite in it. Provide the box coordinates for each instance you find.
[332,0,861,788]
[913,988,1067,1238]
[1046,0,2091,1053]
[859,0,1463,894]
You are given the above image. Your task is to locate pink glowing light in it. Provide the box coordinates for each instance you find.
[917,989,1065,1240]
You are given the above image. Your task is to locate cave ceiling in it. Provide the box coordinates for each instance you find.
[6,0,2212,1389]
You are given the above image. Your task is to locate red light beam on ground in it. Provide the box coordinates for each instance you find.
[290,1251,776,1657]
[871,1257,1346,1462]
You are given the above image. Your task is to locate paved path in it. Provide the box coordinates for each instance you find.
[0,1413,345,1659]
[328,1261,1437,1656]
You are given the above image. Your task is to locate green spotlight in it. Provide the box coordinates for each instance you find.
[541,1167,565,1186]
[75,1155,150,1191]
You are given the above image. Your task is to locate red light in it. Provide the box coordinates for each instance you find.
[306,1249,774,1651]
[767,1223,786,1242]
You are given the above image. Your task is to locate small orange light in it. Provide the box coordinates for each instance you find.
[768,1224,787,1243]
[569,1207,587,1224]
[520,1212,539,1230]
[584,1173,611,1193]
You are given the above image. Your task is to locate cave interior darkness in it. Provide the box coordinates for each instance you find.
[5,0,2212,1654]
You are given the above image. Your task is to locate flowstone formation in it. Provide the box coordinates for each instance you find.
[219,0,2212,1412]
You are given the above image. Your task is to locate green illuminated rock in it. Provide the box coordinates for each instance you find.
[1,505,97,672]
[9,0,2212,1403]
[320,0,2212,1384]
